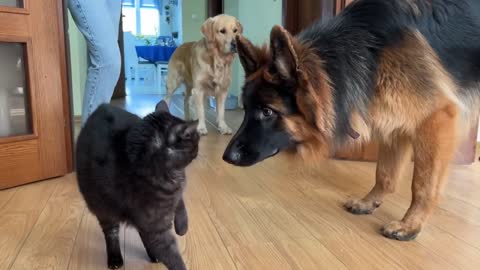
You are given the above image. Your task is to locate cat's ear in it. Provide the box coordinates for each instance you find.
[168,121,199,144]
[155,100,169,113]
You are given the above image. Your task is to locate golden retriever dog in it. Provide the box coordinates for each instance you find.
[164,14,243,135]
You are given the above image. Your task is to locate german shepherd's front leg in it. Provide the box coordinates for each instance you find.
[345,136,412,215]
[382,104,457,241]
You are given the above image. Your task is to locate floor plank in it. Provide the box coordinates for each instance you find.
[3,95,479,269]
[0,179,59,269]
[9,175,85,270]
[227,242,294,270]
[0,189,16,210]
[67,211,123,270]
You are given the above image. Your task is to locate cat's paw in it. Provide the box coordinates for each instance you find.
[174,214,188,236]
[197,123,208,136]
[218,122,232,135]
[175,220,188,236]
[107,255,124,269]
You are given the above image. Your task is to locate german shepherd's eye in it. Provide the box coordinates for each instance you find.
[220,28,226,34]
[262,107,273,117]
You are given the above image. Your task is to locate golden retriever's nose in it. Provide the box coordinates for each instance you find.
[231,41,237,53]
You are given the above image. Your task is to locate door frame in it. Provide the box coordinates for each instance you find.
[282,0,337,35]
[208,0,223,17]
[60,0,74,172]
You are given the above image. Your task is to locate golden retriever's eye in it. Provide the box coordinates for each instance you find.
[220,28,226,34]
[233,28,238,33]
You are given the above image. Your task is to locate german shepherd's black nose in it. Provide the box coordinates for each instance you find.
[223,144,241,165]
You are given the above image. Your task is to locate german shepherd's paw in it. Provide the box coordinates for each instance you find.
[381,221,420,241]
[344,198,381,215]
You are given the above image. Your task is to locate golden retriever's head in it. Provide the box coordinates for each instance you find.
[201,14,243,54]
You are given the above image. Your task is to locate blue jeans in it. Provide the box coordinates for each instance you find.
[68,0,122,124]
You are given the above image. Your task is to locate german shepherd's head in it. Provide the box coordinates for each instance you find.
[223,25,337,167]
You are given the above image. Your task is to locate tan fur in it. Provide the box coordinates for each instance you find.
[332,30,461,240]
[368,31,461,142]
[165,14,243,135]
[337,30,461,239]
[240,25,471,240]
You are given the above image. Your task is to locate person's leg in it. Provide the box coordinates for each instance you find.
[68,0,122,124]
[106,1,122,36]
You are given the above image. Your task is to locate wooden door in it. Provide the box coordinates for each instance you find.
[283,0,337,35]
[0,0,73,189]
[208,0,223,17]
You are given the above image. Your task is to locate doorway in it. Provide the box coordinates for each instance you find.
[122,0,183,97]
[69,0,210,124]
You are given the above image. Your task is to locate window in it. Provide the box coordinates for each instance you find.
[140,8,160,36]
[122,0,134,7]
[140,0,159,8]
[122,6,137,33]
[122,0,160,36]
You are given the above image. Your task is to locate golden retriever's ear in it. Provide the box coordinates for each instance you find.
[237,35,259,75]
[201,17,216,42]
[270,25,299,80]
[235,19,244,34]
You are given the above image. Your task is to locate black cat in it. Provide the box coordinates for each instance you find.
[75,101,199,270]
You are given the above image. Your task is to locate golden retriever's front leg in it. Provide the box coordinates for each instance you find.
[237,94,243,109]
[345,136,412,215]
[192,88,208,135]
[183,89,191,121]
[382,104,457,241]
[216,91,232,135]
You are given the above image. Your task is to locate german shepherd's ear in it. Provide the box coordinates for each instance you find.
[236,35,259,75]
[270,25,299,81]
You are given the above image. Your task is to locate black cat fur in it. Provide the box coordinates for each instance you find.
[75,101,199,270]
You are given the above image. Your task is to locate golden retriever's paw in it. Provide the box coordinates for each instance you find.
[197,124,208,136]
[381,221,420,241]
[344,198,381,215]
[219,122,232,135]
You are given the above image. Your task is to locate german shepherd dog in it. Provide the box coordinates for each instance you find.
[223,0,480,241]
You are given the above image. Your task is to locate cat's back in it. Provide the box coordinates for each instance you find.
[76,104,140,183]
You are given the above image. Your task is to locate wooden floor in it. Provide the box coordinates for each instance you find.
[2,95,480,270]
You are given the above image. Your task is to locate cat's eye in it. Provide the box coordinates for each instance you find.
[220,28,226,34]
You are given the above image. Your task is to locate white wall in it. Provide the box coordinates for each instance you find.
[182,0,207,42]
[224,0,283,96]
[68,11,88,117]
